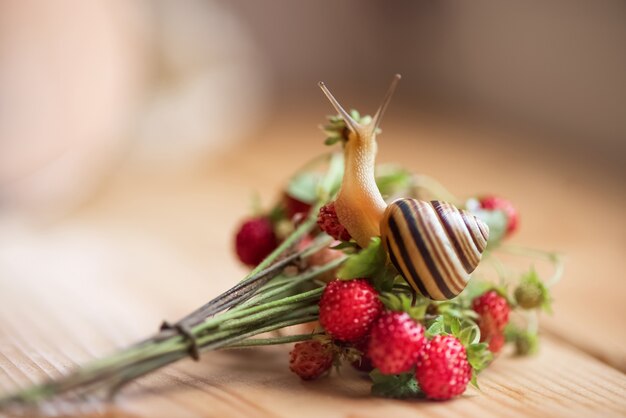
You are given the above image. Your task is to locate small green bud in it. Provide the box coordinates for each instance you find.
[514,282,544,309]
[514,332,539,356]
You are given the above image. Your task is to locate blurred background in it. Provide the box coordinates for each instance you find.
[0,0,625,375]
[1,0,624,213]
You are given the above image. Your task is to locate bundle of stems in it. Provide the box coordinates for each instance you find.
[0,211,344,410]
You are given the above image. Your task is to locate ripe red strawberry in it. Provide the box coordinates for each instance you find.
[487,333,505,354]
[472,290,510,343]
[284,193,312,220]
[319,279,383,342]
[479,195,519,237]
[317,202,351,241]
[415,335,472,400]
[234,217,278,266]
[289,340,333,380]
[368,311,426,374]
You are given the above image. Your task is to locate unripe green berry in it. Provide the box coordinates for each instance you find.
[514,332,539,356]
[514,282,544,309]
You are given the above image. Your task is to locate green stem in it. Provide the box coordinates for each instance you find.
[208,289,323,331]
[241,256,345,308]
[249,208,320,277]
[498,244,565,287]
[224,333,322,349]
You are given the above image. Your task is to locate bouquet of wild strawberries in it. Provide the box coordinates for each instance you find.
[0,76,562,412]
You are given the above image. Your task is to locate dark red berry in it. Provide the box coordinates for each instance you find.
[317,202,351,241]
[289,340,333,381]
[234,217,278,266]
[284,193,312,220]
[319,279,383,342]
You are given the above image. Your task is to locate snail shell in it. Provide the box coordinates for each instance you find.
[381,198,489,300]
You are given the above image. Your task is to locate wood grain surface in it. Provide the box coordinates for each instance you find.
[0,110,624,417]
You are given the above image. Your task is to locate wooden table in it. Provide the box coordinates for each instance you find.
[1,109,625,417]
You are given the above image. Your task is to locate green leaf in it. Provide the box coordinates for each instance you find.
[375,165,412,198]
[318,152,345,200]
[425,316,446,338]
[329,241,359,251]
[371,266,398,293]
[467,342,493,374]
[470,372,480,389]
[458,321,481,346]
[286,172,320,204]
[324,136,343,146]
[370,369,422,399]
[379,292,428,321]
[337,237,387,280]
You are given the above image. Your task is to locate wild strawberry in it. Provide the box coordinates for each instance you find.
[479,196,519,237]
[289,340,333,380]
[368,312,426,374]
[472,290,510,342]
[284,193,312,220]
[234,217,278,266]
[317,202,351,241]
[415,335,472,400]
[319,279,383,342]
[487,333,505,354]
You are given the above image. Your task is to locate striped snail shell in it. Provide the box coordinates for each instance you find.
[381,198,489,300]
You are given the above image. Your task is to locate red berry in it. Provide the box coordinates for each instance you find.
[284,194,312,220]
[317,202,351,241]
[319,279,383,342]
[416,335,472,400]
[487,333,505,354]
[234,217,278,266]
[368,312,426,374]
[479,196,519,237]
[289,340,333,381]
[472,290,510,343]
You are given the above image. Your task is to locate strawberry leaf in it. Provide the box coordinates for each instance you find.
[375,165,412,198]
[370,369,423,399]
[379,292,428,320]
[337,237,386,280]
[467,342,492,374]
[286,172,320,204]
[425,315,446,338]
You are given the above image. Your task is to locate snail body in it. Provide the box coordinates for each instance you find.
[334,130,386,247]
[318,76,489,300]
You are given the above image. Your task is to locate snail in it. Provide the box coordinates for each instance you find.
[318,75,489,300]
